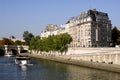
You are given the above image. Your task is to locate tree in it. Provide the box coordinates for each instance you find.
[112,27,120,46]
[23,31,34,45]
[29,33,72,54]
[0,38,14,45]
[14,40,22,45]
[117,37,120,44]
[57,33,72,52]
[29,36,42,51]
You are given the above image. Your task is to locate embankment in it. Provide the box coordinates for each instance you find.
[29,53,120,73]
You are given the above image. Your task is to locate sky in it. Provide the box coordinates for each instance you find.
[0,0,120,38]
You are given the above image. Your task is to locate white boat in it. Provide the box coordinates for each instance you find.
[5,52,13,57]
[15,55,31,66]
[5,54,13,57]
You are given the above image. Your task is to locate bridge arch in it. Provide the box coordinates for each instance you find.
[0,49,5,56]
[20,49,28,53]
[10,49,19,55]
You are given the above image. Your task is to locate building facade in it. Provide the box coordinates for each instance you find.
[40,9,112,47]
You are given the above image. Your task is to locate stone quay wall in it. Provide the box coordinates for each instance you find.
[29,47,120,73]
[66,47,120,65]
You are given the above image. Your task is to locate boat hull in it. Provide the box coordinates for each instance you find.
[15,56,31,66]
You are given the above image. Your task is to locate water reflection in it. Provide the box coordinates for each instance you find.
[0,56,120,80]
[65,65,120,80]
[21,65,27,71]
[35,58,120,80]
[17,65,27,80]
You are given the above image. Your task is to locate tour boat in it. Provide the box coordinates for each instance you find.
[15,55,31,66]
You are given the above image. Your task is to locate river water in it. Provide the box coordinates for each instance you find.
[0,56,120,80]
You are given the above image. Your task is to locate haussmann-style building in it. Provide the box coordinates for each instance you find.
[40,9,112,47]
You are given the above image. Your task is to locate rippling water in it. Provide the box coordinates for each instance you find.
[0,56,120,80]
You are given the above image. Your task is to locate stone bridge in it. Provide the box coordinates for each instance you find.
[0,45,29,56]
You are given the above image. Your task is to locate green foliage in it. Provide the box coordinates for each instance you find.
[29,33,72,53]
[23,31,34,45]
[112,27,120,46]
[55,33,72,52]
[14,40,22,45]
[117,37,120,44]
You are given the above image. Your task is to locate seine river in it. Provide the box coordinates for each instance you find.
[0,56,120,80]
